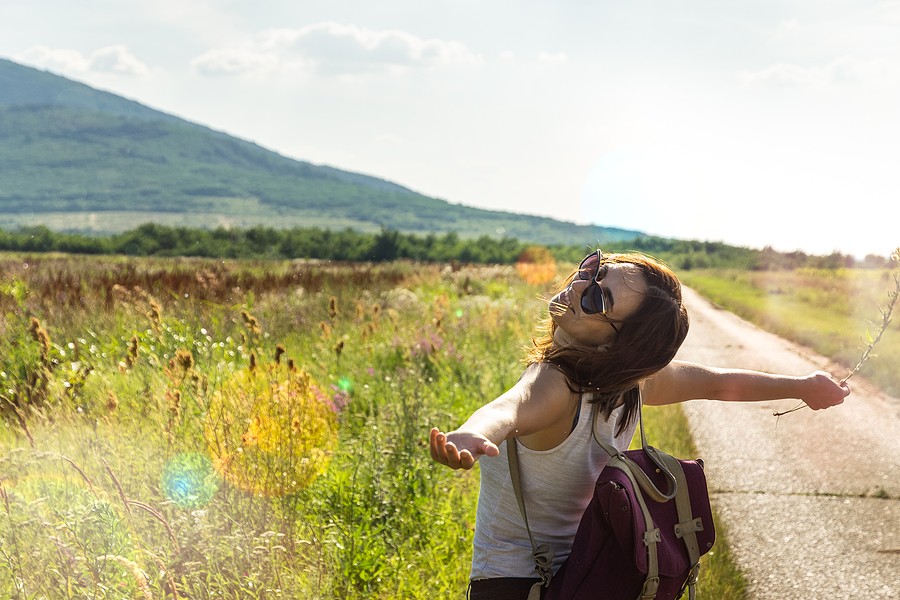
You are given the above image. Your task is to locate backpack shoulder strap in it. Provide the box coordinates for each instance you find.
[507,438,554,593]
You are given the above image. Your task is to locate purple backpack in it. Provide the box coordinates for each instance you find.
[508,405,716,600]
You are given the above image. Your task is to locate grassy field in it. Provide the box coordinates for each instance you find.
[0,253,825,599]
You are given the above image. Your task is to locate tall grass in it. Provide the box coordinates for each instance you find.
[0,253,741,598]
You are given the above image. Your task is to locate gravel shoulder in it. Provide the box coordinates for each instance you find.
[675,286,900,600]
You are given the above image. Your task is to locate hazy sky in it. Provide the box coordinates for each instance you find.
[2,0,899,258]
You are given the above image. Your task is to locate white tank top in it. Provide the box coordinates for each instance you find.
[470,398,636,580]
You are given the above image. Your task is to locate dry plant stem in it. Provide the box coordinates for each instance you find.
[0,395,34,447]
[56,453,100,499]
[127,500,180,551]
[101,457,132,514]
[774,253,900,418]
[151,553,180,600]
[838,272,899,386]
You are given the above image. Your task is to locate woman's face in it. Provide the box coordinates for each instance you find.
[548,261,648,349]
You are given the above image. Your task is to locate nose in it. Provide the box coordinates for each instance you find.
[568,278,591,304]
[569,278,590,292]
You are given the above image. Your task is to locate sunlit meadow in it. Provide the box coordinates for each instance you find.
[0,253,565,599]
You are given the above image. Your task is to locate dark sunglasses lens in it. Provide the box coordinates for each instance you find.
[580,284,605,314]
[577,253,600,280]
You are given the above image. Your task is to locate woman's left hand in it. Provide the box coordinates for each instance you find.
[800,371,851,410]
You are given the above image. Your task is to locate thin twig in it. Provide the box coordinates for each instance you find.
[839,271,899,385]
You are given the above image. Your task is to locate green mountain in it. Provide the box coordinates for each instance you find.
[0,58,643,245]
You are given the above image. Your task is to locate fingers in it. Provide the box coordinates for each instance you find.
[428,427,477,470]
[429,427,459,469]
[804,371,852,410]
[480,440,500,458]
[429,427,442,462]
[430,428,455,466]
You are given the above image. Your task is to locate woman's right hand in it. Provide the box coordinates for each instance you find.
[429,427,499,470]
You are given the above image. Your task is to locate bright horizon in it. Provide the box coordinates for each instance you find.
[2,1,899,259]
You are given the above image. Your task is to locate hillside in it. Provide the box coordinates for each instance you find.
[0,58,642,246]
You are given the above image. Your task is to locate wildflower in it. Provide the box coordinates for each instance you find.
[241,310,261,335]
[125,335,139,368]
[275,344,286,364]
[329,385,350,413]
[206,366,337,496]
[176,349,193,371]
[411,332,444,358]
[147,299,162,326]
[166,389,182,418]
[29,317,52,364]
[165,348,194,384]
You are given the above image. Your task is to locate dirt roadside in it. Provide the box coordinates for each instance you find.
[675,287,900,600]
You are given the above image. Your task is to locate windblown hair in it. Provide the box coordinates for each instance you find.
[526,252,690,434]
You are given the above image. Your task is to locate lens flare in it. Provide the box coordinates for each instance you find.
[205,366,337,497]
[161,452,219,509]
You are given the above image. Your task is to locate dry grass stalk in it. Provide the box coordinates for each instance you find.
[56,453,99,499]
[127,500,180,551]
[0,480,10,513]
[101,457,131,514]
[0,395,35,447]
[150,553,180,600]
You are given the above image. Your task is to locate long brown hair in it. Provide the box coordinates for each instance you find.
[526,252,689,434]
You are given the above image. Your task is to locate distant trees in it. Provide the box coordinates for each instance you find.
[0,224,526,263]
[0,225,883,269]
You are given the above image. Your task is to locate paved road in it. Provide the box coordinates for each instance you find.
[675,287,900,600]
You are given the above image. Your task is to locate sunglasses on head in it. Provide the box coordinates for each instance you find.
[575,250,620,333]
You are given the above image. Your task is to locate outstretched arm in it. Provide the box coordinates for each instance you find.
[642,360,850,409]
[430,363,574,470]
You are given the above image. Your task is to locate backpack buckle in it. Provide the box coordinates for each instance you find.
[641,576,660,599]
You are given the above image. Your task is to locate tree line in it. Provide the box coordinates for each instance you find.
[0,224,889,270]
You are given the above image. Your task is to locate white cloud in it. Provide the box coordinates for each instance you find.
[192,22,483,77]
[537,51,568,65]
[741,56,899,89]
[89,45,151,77]
[15,44,150,77]
[191,47,296,76]
[867,1,900,26]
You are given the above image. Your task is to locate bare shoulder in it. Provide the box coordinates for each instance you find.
[513,362,579,441]
[519,361,570,387]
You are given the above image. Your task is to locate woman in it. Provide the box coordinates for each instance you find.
[429,250,849,599]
